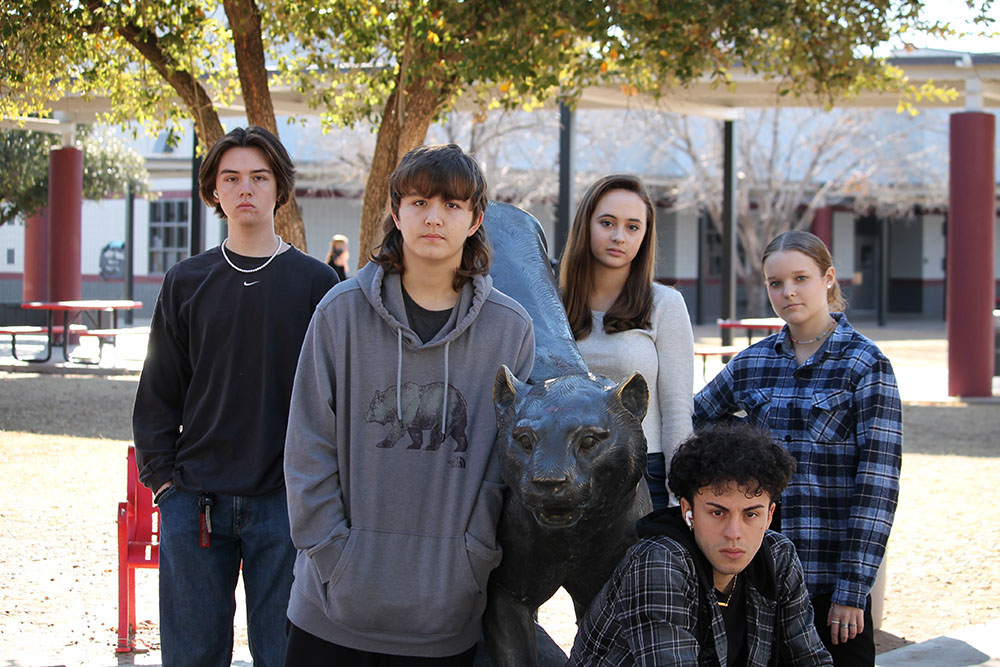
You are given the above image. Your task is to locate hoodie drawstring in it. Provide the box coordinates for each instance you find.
[395,329,451,437]
[396,329,403,421]
[441,340,451,435]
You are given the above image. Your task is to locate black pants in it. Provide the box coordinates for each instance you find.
[284,622,478,667]
[810,593,875,667]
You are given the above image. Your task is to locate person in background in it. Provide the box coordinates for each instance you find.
[569,422,832,666]
[559,174,694,510]
[282,143,534,666]
[325,233,350,281]
[694,230,902,666]
[132,126,338,666]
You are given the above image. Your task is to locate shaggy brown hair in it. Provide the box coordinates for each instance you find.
[559,174,656,340]
[371,144,491,291]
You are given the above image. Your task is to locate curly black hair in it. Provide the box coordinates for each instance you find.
[667,422,796,504]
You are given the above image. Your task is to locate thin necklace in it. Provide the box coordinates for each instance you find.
[221,235,283,274]
[717,574,738,607]
[790,319,836,345]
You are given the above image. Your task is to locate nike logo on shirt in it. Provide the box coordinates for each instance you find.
[243,280,260,286]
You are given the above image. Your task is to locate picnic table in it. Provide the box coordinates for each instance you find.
[694,345,743,379]
[717,317,784,345]
[9,300,143,363]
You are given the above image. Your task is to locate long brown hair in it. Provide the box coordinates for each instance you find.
[371,144,491,291]
[761,230,847,312]
[559,174,656,340]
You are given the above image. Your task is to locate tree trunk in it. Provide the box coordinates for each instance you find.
[223,0,307,251]
[358,79,447,268]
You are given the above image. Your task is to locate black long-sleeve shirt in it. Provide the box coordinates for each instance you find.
[133,245,338,496]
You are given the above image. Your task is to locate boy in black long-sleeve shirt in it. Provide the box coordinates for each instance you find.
[133,126,337,667]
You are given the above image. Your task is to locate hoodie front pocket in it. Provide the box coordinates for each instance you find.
[323,528,482,638]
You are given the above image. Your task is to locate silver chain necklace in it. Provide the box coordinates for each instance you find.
[220,236,283,273]
[790,319,836,345]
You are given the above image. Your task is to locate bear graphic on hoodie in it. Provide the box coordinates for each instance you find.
[365,381,469,452]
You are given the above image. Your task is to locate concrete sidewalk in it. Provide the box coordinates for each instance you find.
[876,618,1000,666]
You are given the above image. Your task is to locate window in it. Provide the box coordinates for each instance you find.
[149,199,189,273]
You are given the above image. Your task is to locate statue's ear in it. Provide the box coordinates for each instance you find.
[614,372,649,422]
[494,365,522,416]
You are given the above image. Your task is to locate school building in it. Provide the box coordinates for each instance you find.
[1,51,997,326]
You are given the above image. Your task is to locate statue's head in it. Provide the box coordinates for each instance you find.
[493,366,649,529]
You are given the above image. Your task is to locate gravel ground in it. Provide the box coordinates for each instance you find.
[1,326,998,665]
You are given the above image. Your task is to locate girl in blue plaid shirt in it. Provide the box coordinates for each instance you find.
[694,230,902,667]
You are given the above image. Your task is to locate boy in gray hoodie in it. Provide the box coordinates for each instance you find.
[283,144,535,665]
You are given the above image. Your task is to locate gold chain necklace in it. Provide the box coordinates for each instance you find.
[717,573,738,608]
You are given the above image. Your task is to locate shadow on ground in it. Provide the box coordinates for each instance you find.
[0,372,138,441]
[2,374,996,457]
[876,630,914,653]
[901,404,999,457]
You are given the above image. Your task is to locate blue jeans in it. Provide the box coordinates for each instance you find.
[157,486,295,667]
[644,452,670,511]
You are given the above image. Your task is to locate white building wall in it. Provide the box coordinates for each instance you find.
[0,220,24,272]
[922,213,946,280]
[674,209,700,281]
[298,197,364,263]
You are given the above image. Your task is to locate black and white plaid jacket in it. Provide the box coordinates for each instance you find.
[568,508,832,666]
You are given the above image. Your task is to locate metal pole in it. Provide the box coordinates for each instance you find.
[720,120,738,345]
[190,138,203,256]
[125,184,135,325]
[554,103,575,261]
[696,211,706,325]
[878,216,889,327]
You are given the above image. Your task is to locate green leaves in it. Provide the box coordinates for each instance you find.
[0,127,151,225]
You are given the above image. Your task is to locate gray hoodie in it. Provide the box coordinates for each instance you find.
[284,261,535,657]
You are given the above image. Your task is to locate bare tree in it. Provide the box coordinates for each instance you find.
[633,107,946,315]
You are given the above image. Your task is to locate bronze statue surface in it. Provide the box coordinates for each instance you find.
[482,202,652,667]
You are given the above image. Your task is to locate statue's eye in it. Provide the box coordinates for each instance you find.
[576,428,609,451]
[513,428,535,453]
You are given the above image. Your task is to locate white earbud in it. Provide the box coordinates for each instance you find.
[685,510,693,528]
[213,190,219,198]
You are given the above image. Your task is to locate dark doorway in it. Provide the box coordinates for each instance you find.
[853,215,879,313]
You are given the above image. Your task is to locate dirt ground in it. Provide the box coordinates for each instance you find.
[1,369,998,666]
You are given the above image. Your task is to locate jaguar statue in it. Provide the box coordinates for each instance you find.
[481,202,653,667]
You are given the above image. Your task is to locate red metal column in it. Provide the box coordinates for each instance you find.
[947,112,996,396]
[47,146,83,301]
[23,207,49,301]
[811,206,833,249]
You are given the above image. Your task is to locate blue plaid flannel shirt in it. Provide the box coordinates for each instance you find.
[694,313,902,609]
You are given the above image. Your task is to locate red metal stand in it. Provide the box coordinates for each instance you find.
[116,446,160,653]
